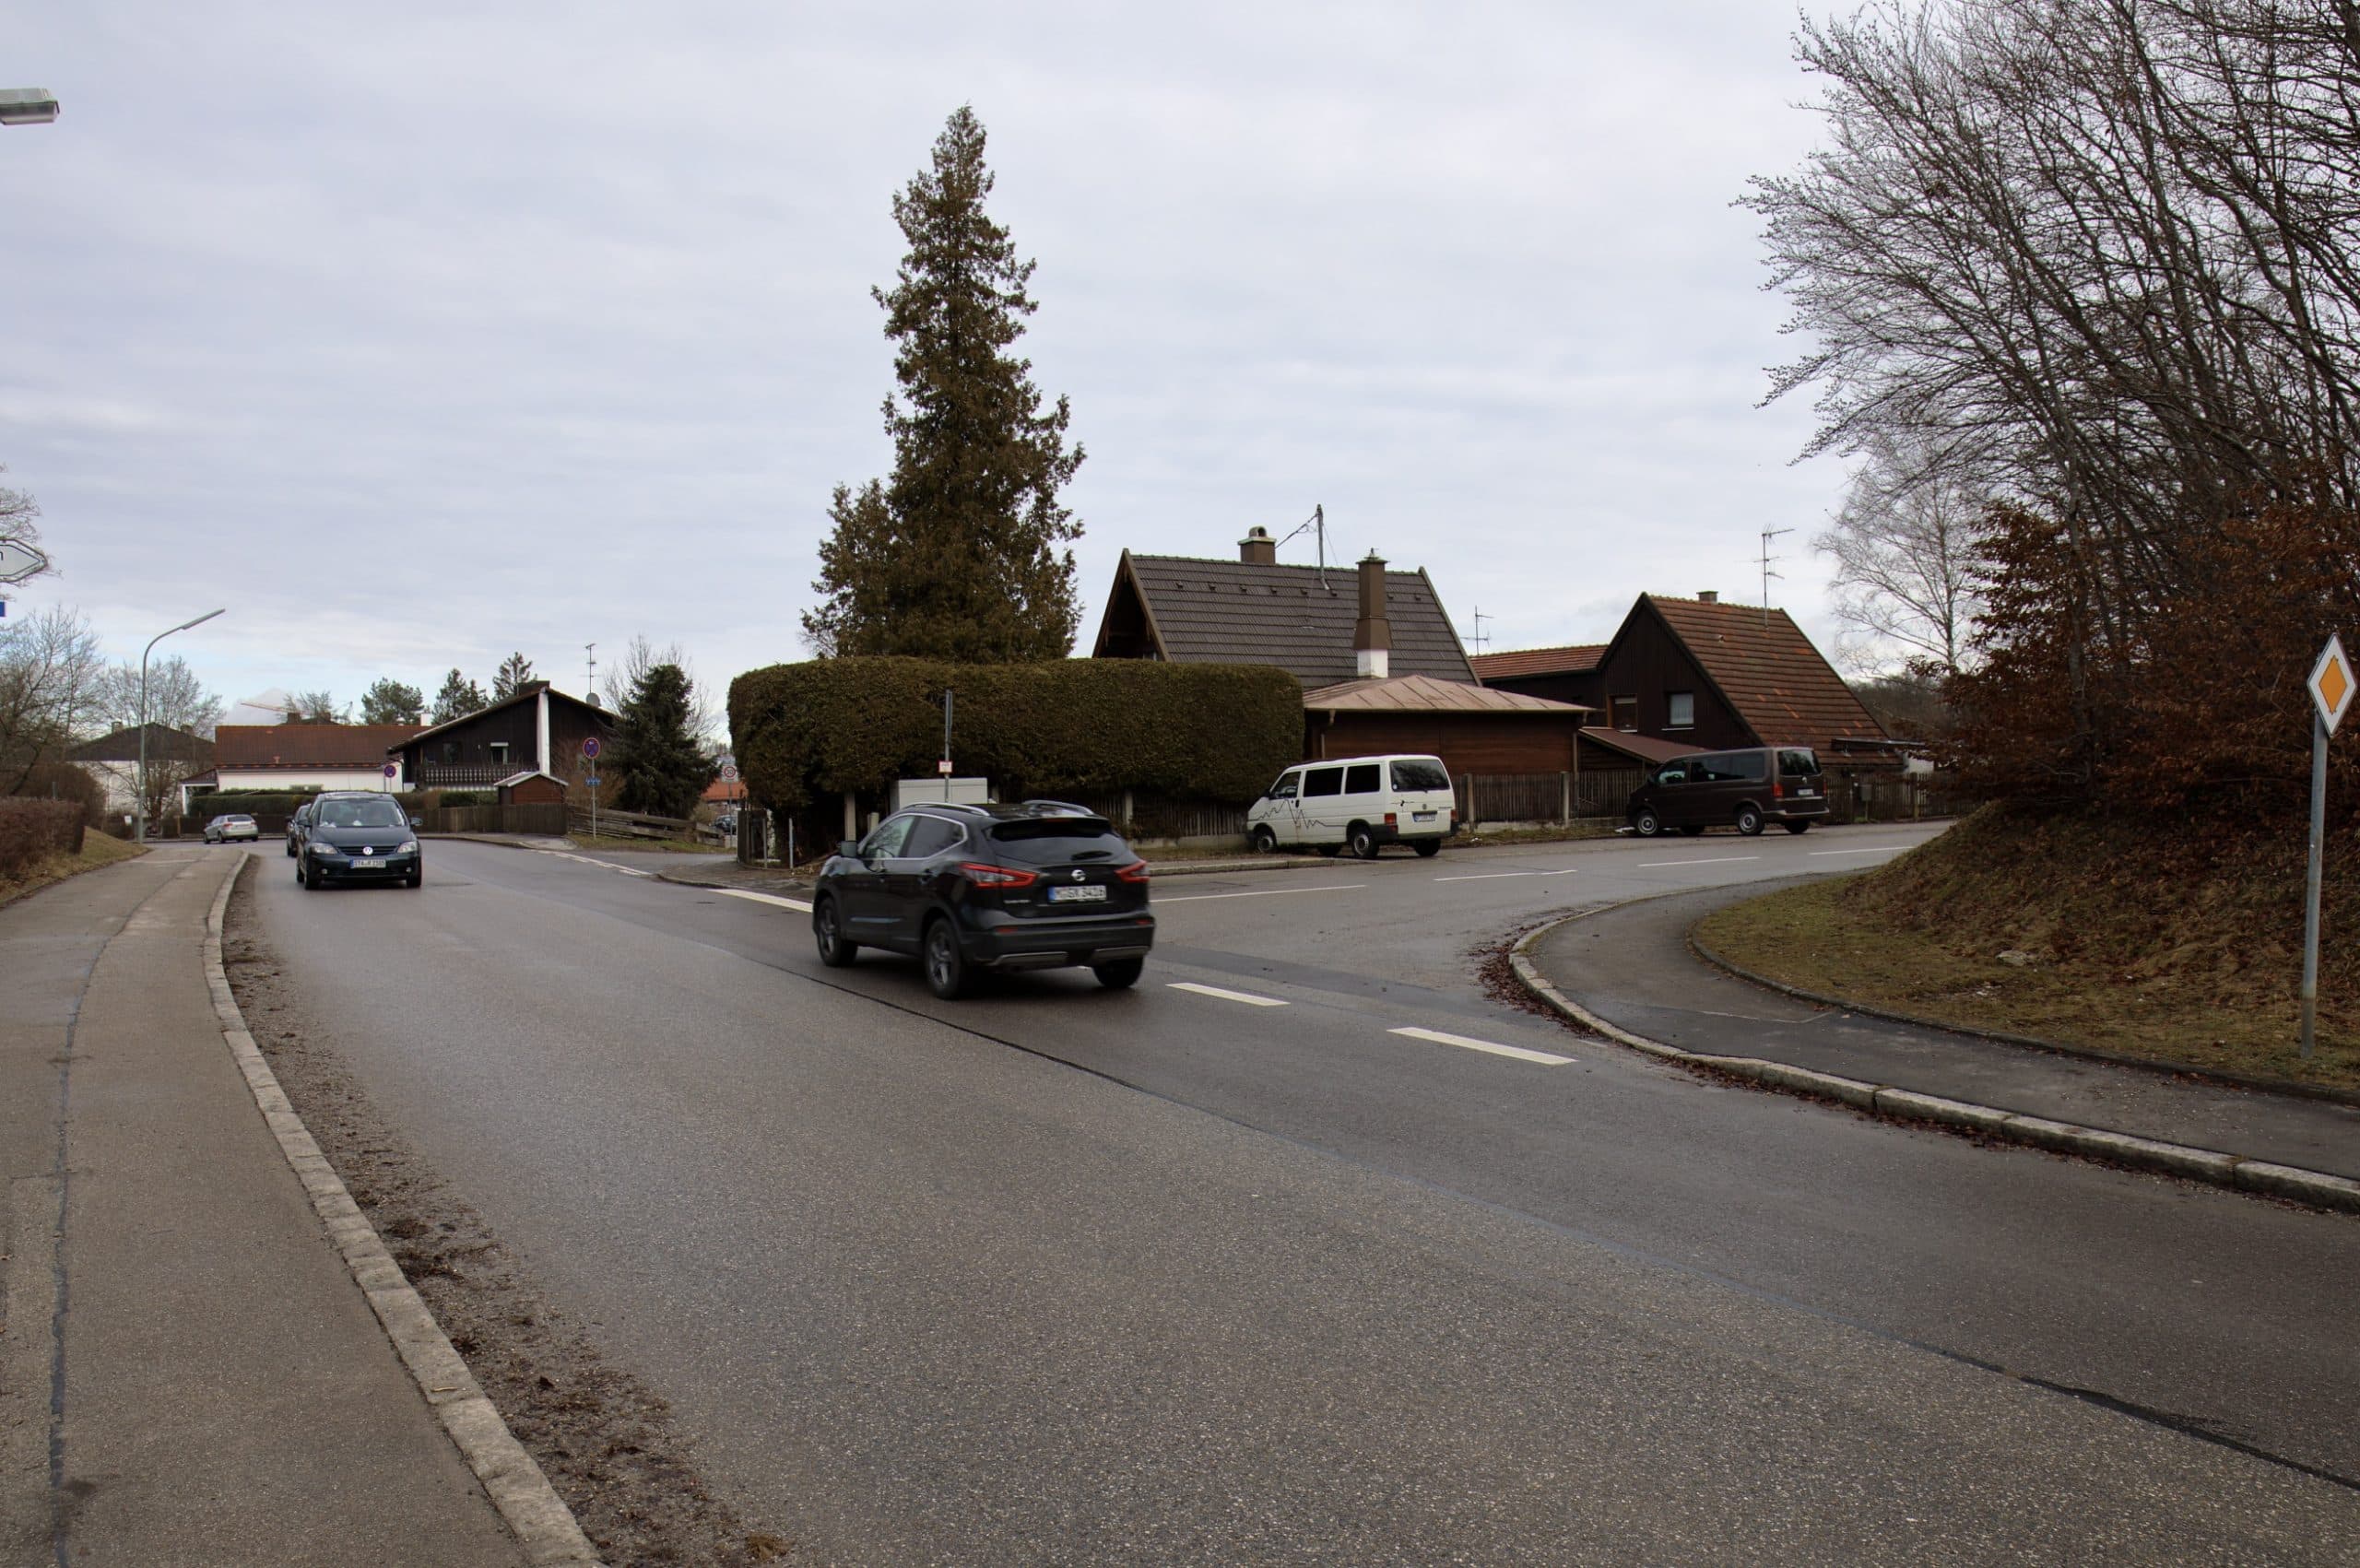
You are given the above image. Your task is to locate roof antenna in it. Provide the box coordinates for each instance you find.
[1273,503,1330,589]
[1758,526,1791,627]
[1469,607,1493,656]
[584,642,598,707]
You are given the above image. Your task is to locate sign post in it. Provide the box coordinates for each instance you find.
[583,735,603,843]
[2301,635,2354,1058]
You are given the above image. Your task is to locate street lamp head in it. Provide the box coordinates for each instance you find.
[0,88,60,126]
[175,607,226,634]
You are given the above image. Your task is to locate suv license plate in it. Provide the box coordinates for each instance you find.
[1795,788,1816,797]
[353,857,386,869]
[1048,884,1107,902]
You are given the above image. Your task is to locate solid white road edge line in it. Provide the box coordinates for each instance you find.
[1808,846,1909,856]
[1157,884,1368,903]
[1387,1026,1575,1067]
[1635,855,1760,868]
[1167,982,1289,1007]
[711,886,814,913]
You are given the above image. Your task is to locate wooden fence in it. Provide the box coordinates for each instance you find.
[416,803,569,836]
[1455,771,1640,825]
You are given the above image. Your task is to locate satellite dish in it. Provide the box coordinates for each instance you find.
[0,539,49,584]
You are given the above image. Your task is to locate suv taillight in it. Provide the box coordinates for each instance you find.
[1773,782,1785,800]
[960,862,1039,889]
[1116,860,1150,883]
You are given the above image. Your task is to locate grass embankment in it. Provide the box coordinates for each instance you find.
[565,831,730,855]
[0,831,147,907]
[1696,807,2360,1092]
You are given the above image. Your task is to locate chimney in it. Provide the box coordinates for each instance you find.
[1697,590,1718,603]
[1353,551,1391,678]
[1239,525,1276,566]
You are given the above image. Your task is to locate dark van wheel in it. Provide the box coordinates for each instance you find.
[1250,825,1278,855]
[1736,805,1765,836]
[923,917,972,999]
[1783,820,1811,835]
[1634,808,1663,837]
[1348,823,1380,860]
[1092,957,1145,989]
[813,897,857,968]
[1412,839,1441,857]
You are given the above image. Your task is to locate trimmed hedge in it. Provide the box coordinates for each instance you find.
[1,798,86,880]
[729,657,1303,811]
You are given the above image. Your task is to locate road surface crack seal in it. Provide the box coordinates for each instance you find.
[202,856,605,1566]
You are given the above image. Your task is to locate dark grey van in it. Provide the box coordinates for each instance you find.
[1626,747,1829,837]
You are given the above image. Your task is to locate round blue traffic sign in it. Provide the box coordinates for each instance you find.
[582,736,601,760]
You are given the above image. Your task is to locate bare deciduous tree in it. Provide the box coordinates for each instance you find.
[1815,432,1988,676]
[602,635,713,743]
[0,607,105,794]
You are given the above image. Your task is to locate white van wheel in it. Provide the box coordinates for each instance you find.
[1348,823,1380,859]
[1250,825,1278,855]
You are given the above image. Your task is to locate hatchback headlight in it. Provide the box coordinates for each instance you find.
[396,840,418,855]
[310,842,342,856]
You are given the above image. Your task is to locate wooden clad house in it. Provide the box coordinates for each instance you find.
[390,681,616,794]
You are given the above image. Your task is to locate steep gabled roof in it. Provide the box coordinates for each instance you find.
[1095,552,1476,688]
[395,679,607,752]
[1470,643,1606,682]
[215,724,430,770]
[1302,672,1590,714]
[1633,595,1888,754]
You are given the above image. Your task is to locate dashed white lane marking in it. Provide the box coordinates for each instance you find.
[1157,884,1368,903]
[1167,982,1289,1007]
[540,849,655,878]
[713,886,814,913]
[1809,846,1909,856]
[1387,1026,1575,1067]
[1432,868,1581,882]
[1635,855,1760,868]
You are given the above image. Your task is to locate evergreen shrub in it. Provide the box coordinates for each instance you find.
[730,658,1301,811]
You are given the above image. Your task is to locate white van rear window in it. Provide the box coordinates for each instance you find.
[1389,759,1449,791]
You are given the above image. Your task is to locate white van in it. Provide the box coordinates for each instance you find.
[1245,754,1457,858]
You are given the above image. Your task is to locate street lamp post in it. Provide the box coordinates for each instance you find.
[137,609,224,843]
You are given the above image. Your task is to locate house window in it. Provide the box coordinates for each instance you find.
[1667,691,1694,729]
[1611,696,1637,731]
[490,742,510,766]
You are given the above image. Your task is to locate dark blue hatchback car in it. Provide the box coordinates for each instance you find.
[811,801,1154,998]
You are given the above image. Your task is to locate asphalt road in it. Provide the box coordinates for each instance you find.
[242,828,2360,1563]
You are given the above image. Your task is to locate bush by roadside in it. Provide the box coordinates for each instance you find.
[0,821,143,907]
[1,797,86,879]
[1694,806,2360,1091]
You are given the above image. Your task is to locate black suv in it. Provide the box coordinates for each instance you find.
[296,791,423,889]
[812,801,1154,998]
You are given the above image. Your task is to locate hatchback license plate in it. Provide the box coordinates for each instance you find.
[353,857,386,869]
[1048,884,1107,902]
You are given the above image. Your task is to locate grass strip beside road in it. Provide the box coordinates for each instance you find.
[0,831,146,907]
[1696,876,2359,1094]
[565,831,731,855]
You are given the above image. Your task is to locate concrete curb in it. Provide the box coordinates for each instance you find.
[203,855,604,1565]
[1685,924,2360,1110]
[1508,903,2360,1216]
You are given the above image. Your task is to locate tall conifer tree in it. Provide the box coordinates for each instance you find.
[610,662,715,819]
[803,106,1085,661]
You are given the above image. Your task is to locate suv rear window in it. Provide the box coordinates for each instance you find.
[1777,749,1822,777]
[986,818,1130,865]
[1389,759,1449,791]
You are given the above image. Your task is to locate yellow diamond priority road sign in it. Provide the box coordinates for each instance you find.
[2312,634,2355,734]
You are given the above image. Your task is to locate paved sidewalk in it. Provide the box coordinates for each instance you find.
[0,845,527,1565]
[1525,879,2360,1184]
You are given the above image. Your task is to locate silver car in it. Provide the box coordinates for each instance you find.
[205,813,259,843]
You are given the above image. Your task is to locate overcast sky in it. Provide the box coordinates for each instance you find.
[4,3,1858,725]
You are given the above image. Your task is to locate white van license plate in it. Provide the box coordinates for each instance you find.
[1048,884,1106,902]
[1412,810,1437,822]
